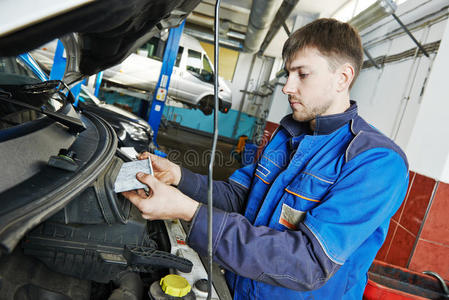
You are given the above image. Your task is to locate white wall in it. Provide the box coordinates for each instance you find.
[231,52,254,111]
[349,0,449,181]
[266,77,291,124]
[407,18,449,182]
[230,53,275,116]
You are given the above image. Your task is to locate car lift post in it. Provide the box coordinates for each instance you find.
[50,40,83,106]
[143,21,185,145]
[49,40,66,81]
[94,71,104,97]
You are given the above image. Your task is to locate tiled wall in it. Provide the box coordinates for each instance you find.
[375,171,449,280]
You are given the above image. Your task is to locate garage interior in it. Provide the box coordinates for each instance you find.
[156,1,449,286]
[114,0,449,295]
[1,0,449,299]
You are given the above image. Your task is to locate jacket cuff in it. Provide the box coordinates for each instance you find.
[186,204,228,257]
[177,167,200,198]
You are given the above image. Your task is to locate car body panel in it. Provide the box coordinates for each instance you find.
[0,0,201,76]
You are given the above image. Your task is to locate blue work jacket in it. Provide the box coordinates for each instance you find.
[180,102,409,299]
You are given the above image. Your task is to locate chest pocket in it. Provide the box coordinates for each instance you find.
[272,171,336,231]
[287,171,335,209]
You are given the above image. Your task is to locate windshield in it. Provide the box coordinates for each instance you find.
[186,50,214,83]
[0,56,65,130]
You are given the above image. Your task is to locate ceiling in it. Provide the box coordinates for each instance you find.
[297,0,350,17]
[185,0,350,56]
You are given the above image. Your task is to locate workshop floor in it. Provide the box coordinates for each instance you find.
[156,125,241,180]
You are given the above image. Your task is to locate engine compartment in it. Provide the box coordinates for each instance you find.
[0,154,192,299]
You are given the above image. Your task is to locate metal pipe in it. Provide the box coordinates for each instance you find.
[391,13,429,57]
[349,0,431,58]
[258,0,300,55]
[349,0,397,32]
[360,0,435,39]
[392,26,429,141]
[206,0,221,299]
[244,0,283,53]
[183,27,243,50]
[282,22,291,36]
[363,48,380,69]
[363,11,448,48]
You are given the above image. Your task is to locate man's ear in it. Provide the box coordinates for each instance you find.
[336,63,355,92]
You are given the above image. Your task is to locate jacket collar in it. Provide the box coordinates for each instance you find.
[280,101,358,136]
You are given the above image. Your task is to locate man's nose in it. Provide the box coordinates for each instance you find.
[282,75,296,95]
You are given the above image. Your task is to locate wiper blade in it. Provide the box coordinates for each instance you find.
[0,91,85,133]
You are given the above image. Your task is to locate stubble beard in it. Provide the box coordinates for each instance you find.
[291,98,334,122]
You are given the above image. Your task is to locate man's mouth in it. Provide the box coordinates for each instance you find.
[289,99,302,107]
[288,96,301,105]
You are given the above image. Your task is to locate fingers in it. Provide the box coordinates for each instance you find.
[122,190,154,217]
[136,188,149,198]
[136,172,158,189]
[141,214,152,220]
[122,190,144,208]
[137,151,151,160]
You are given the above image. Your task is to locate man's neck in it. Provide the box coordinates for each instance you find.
[309,97,351,131]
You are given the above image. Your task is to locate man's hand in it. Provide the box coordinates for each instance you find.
[138,152,181,186]
[122,172,199,221]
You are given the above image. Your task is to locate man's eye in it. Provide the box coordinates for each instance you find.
[299,73,308,79]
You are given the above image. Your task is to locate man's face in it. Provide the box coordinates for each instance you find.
[282,47,341,122]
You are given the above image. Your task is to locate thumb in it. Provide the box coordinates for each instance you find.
[136,172,158,189]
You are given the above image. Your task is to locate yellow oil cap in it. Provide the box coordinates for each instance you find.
[160,274,191,297]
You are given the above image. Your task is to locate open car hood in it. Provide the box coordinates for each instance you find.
[0,0,200,83]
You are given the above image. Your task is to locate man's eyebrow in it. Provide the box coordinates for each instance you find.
[285,65,309,72]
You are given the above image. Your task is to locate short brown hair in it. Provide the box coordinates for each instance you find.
[282,18,363,88]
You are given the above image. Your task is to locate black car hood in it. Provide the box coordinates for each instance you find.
[0,0,200,76]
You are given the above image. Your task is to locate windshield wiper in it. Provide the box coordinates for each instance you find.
[0,90,85,133]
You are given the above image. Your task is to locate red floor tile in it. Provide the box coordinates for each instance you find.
[400,173,436,236]
[393,171,416,222]
[376,220,398,261]
[385,225,416,268]
[392,195,407,222]
[409,239,449,281]
[420,182,449,246]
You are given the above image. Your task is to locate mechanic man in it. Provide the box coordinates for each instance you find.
[123,18,409,299]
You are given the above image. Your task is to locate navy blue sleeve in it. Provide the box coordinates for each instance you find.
[177,167,248,213]
[187,205,340,291]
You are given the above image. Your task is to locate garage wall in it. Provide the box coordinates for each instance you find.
[350,0,448,177]
[230,52,275,115]
[406,17,449,182]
